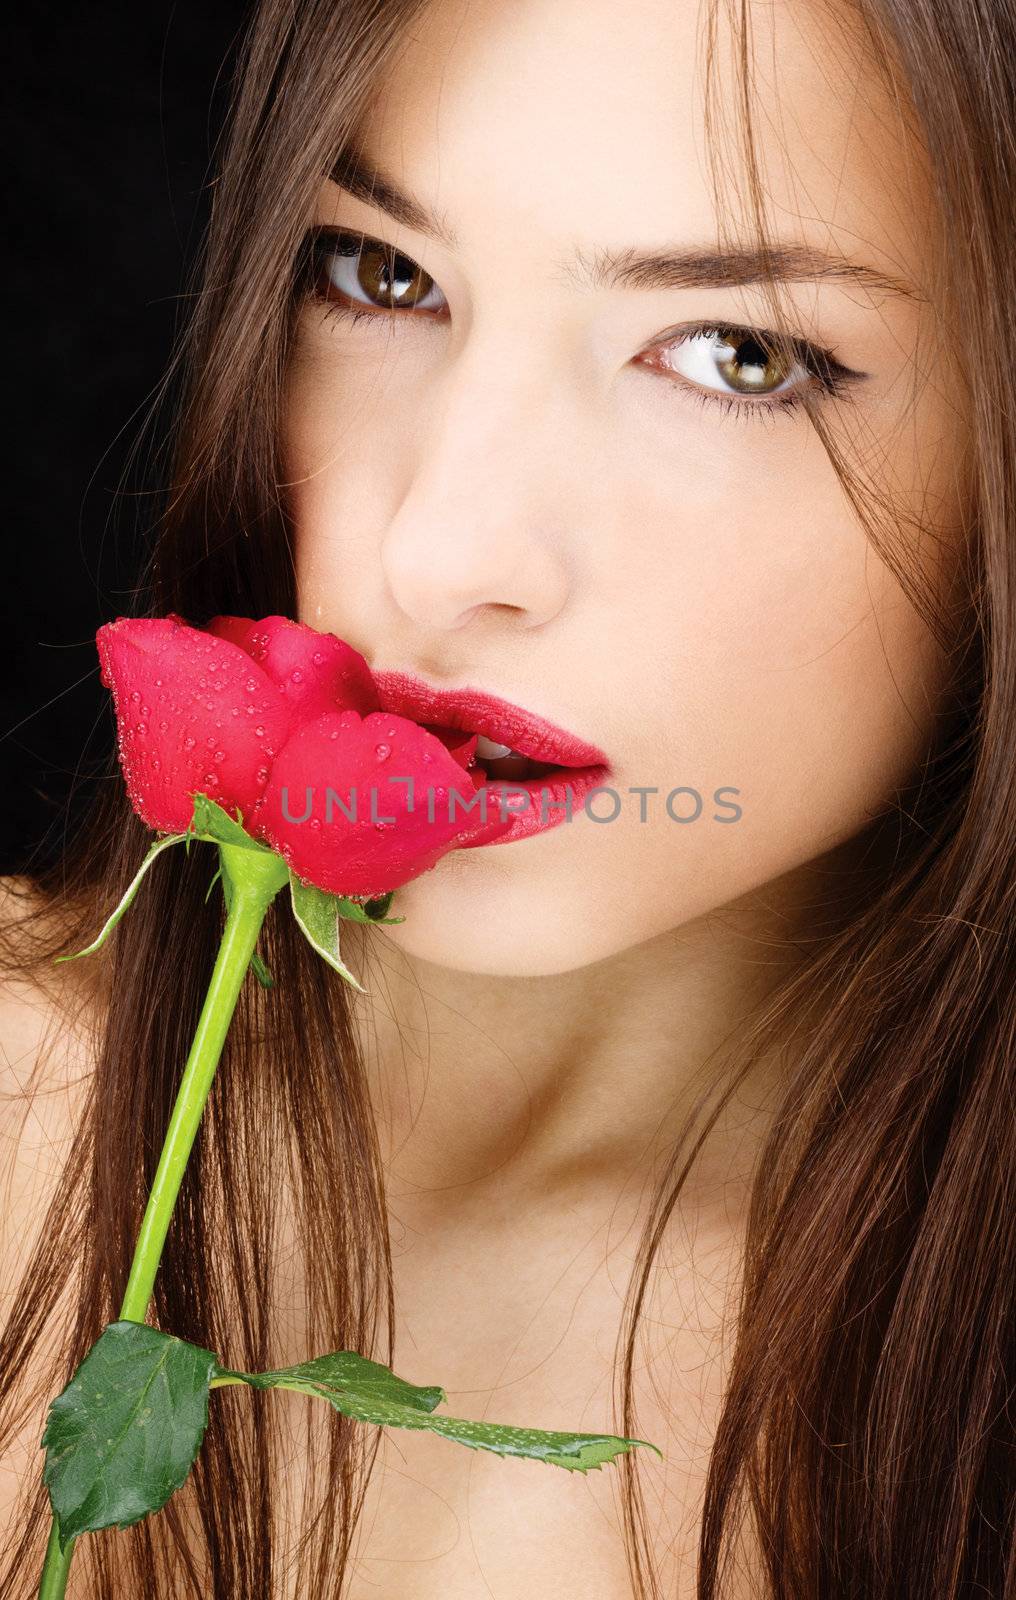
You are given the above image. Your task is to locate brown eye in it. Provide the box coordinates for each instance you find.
[310,230,447,316]
[650,326,803,398]
[711,332,795,394]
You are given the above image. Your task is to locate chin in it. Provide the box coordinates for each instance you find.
[366,850,633,978]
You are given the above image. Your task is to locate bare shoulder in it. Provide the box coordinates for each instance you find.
[0,871,99,1259]
[0,874,102,1568]
[0,874,103,1082]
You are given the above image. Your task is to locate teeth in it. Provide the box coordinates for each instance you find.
[475,734,516,759]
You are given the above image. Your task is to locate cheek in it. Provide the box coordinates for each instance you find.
[582,481,951,946]
[515,434,954,969]
[282,351,405,611]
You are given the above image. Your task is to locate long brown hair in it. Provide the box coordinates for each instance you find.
[3,0,1014,1594]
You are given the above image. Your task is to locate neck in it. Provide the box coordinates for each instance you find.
[346,844,865,1231]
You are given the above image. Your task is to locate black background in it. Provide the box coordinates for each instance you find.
[3,5,249,874]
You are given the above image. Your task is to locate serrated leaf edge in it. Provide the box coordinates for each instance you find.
[211,1361,661,1475]
[40,1321,222,1549]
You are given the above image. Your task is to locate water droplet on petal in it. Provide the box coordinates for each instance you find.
[245,678,258,693]
[291,669,303,683]
[159,720,168,732]
[183,735,196,750]
[374,743,391,762]
[213,750,225,763]
[312,651,325,666]
[254,725,265,738]
[203,772,219,790]
[151,756,161,772]
[136,722,147,736]
[309,818,321,831]
[130,690,141,704]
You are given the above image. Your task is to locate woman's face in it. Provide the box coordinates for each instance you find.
[283,0,964,976]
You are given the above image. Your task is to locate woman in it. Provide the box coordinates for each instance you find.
[1,0,1013,1594]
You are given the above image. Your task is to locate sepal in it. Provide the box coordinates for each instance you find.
[53,831,189,963]
[334,891,405,925]
[184,792,273,854]
[288,874,367,992]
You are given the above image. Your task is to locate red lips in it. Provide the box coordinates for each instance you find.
[372,670,609,770]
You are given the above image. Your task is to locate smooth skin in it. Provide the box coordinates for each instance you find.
[279,0,966,1592]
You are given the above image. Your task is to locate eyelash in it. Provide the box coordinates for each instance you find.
[299,228,860,424]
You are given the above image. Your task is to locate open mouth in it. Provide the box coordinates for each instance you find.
[420,725,590,784]
[468,734,571,783]
[420,723,610,847]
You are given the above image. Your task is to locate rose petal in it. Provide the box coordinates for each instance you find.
[252,709,513,895]
[420,724,479,770]
[203,615,256,653]
[97,616,295,833]
[207,613,378,718]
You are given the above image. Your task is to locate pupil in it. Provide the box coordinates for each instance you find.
[361,244,427,309]
[717,334,788,394]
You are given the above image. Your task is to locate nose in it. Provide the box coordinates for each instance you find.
[379,353,572,633]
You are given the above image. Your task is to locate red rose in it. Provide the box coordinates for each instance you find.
[96,613,512,895]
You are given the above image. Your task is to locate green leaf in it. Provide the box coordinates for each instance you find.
[334,891,405,926]
[289,875,366,993]
[220,1350,446,1414]
[53,831,189,963]
[217,1349,662,1475]
[41,1320,220,1551]
[40,1326,662,1552]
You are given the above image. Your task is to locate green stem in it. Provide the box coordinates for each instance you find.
[37,842,290,1600]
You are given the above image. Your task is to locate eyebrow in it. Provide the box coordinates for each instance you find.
[329,151,921,303]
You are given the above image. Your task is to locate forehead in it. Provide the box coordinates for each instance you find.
[354,0,932,293]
